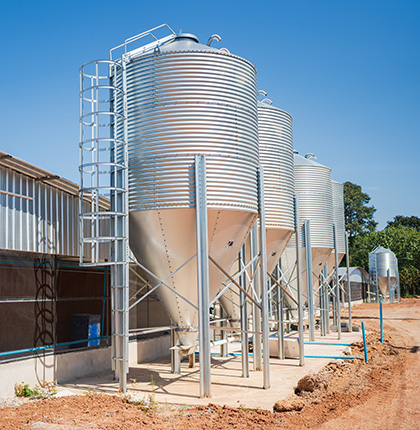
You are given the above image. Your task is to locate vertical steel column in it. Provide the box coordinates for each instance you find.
[304,220,315,341]
[277,262,285,360]
[319,275,325,336]
[195,155,211,398]
[396,271,401,303]
[294,196,304,366]
[258,166,270,389]
[170,329,181,374]
[250,224,262,371]
[220,307,228,358]
[387,269,394,303]
[324,264,330,334]
[345,231,352,331]
[239,245,249,377]
[333,224,341,340]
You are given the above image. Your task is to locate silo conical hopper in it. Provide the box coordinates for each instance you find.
[219,100,295,322]
[369,246,399,296]
[281,153,334,309]
[326,180,346,272]
[115,33,259,348]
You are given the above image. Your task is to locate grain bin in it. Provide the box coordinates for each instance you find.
[369,246,399,296]
[113,33,259,348]
[326,180,346,271]
[219,99,295,322]
[281,153,333,307]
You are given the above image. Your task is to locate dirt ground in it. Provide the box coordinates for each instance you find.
[0,299,419,429]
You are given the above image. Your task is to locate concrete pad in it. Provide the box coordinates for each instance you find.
[59,328,361,410]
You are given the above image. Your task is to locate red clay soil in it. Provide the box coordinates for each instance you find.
[0,299,419,429]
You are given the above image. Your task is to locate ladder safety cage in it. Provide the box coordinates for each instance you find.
[79,59,130,390]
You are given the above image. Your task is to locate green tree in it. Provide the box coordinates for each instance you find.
[386,215,420,232]
[343,181,377,244]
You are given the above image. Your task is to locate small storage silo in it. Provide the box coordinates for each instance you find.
[369,246,399,296]
[114,33,259,348]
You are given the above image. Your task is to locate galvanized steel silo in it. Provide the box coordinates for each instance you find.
[281,153,333,305]
[115,34,259,347]
[326,180,346,271]
[219,100,295,321]
[369,246,399,296]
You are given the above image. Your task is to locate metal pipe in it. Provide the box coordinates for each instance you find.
[219,307,228,358]
[387,269,394,303]
[333,224,341,340]
[380,301,383,343]
[305,355,362,359]
[304,220,315,341]
[277,262,285,360]
[195,155,211,398]
[258,166,270,389]
[170,329,180,374]
[250,224,262,371]
[294,196,305,366]
[361,322,368,362]
[345,231,352,331]
[206,34,222,46]
[0,336,109,358]
[240,245,249,377]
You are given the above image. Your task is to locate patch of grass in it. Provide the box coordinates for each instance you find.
[14,380,57,399]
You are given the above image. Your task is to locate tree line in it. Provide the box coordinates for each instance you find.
[343,182,420,297]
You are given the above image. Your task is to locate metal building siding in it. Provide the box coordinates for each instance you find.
[0,165,79,256]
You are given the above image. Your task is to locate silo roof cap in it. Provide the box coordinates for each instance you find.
[294,152,329,169]
[174,33,199,43]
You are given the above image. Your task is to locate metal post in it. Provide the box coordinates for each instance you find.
[396,271,401,303]
[195,155,211,398]
[304,220,315,341]
[258,165,270,389]
[294,196,305,366]
[277,262,285,360]
[171,329,180,374]
[361,322,368,363]
[220,307,228,358]
[345,231,352,331]
[333,224,341,340]
[387,269,394,303]
[320,276,325,337]
[239,246,249,377]
[250,224,262,371]
[375,254,380,303]
[379,301,383,344]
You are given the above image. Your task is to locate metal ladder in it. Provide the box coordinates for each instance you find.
[79,59,129,391]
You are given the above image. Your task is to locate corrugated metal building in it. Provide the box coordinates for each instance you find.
[0,151,109,256]
[0,152,170,391]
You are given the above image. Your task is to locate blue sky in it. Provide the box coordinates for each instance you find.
[0,0,419,229]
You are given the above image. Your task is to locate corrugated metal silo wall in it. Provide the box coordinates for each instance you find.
[0,165,79,256]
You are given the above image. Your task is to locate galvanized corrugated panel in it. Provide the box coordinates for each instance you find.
[294,154,333,249]
[332,180,346,253]
[0,165,79,256]
[257,103,294,229]
[112,34,259,345]
[114,40,259,213]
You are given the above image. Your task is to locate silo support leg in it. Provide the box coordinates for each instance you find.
[345,232,352,330]
[195,155,211,398]
[304,220,315,342]
[333,224,342,340]
[258,166,270,389]
[294,195,305,366]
